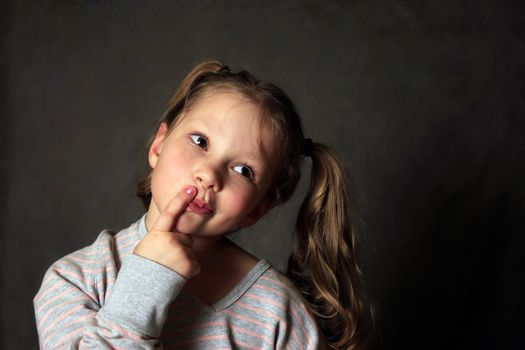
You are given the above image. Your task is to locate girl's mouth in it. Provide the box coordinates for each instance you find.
[186,198,214,216]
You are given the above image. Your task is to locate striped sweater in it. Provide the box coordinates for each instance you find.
[34,215,321,349]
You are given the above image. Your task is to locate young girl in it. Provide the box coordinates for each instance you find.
[34,61,371,349]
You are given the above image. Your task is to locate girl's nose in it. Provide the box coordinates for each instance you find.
[194,163,222,192]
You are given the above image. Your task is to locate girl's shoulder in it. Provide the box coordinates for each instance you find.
[253,264,309,305]
[229,263,322,348]
[221,242,312,309]
[229,255,313,316]
[38,216,146,291]
[52,215,145,269]
[35,216,147,308]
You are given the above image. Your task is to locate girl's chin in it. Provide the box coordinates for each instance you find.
[174,214,235,237]
[174,218,200,235]
[174,213,211,235]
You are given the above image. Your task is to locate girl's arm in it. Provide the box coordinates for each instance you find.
[34,187,197,349]
[34,250,185,349]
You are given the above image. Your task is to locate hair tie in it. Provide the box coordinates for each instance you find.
[302,138,314,157]
[219,65,231,74]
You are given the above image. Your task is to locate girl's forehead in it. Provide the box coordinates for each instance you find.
[174,92,278,161]
[189,90,255,114]
[181,92,262,129]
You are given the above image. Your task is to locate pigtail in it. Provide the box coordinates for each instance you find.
[136,60,226,208]
[287,142,371,349]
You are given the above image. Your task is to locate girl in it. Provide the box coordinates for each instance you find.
[34,61,371,349]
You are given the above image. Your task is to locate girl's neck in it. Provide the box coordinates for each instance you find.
[185,238,259,306]
[192,235,232,265]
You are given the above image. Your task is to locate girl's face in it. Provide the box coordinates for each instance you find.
[147,91,277,236]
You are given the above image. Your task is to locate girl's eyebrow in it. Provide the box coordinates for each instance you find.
[184,115,274,169]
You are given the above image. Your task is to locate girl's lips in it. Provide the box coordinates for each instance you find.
[186,198,214,216]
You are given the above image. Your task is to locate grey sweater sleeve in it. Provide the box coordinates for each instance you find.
[34,232,187,349]
[99,254,187,338]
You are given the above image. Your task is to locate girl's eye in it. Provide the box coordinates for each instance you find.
[233,165,254,179]
[190,134,208,149]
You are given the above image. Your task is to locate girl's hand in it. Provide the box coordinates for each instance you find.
[133,186,201,279]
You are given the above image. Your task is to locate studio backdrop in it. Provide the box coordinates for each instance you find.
[2,1,524,349]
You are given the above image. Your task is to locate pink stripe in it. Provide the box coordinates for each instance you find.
[99,317,145,341]
[38,272,56,294]
[65,255,102,265]
[62,266,116,275]
[117,238,139,253]
[65,254,114,266]
[55,267,86,282]
[85,330,125,350]
[53,268,89,283]
[98,273,116,293]
[36,283,89,314]
[260,274,287,288]
[34,277,69,305]
[42,304,86,339]
[290,306,314,349]
[161,320,224,337]
[114,230,138,250]
[223,309,272,330]
[52,325,84,348]
[235,301,280,322]
[164,325,271,349]
[253,282,286,298]
[244,292,286,312]
[55,266,115,282]
[235,338,265,350]
[102,281,115,300]
[43,310,94,348]
[230,324,272,346]
[69,230,121,259]
[73,249,101,257]
[51,325,126,350]
[263,274,315,348]
[34,268,83,304]
[92,237,113,251]
[115,226,135,242]
[259,273,315,348]
[46,312,145,348]
[51,269,97,301]
[37,296,89,328]
[292,329,304,350]
[235,301,303,350]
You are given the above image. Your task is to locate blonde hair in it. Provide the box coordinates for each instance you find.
[137,60,373,349]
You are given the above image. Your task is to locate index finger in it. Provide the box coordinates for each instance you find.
[151,185,197,232]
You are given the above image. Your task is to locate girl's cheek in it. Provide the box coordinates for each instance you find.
[237,189,262,213]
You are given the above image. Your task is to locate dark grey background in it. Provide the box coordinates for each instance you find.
[2,1,524,349]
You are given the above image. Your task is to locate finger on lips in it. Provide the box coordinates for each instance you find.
[152,185,198,232]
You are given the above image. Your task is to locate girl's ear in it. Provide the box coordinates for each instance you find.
[239,199,273,228]
[148,122,169,169]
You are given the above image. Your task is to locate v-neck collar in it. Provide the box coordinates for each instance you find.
[179,258,270,313]
[137,214,272,313]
